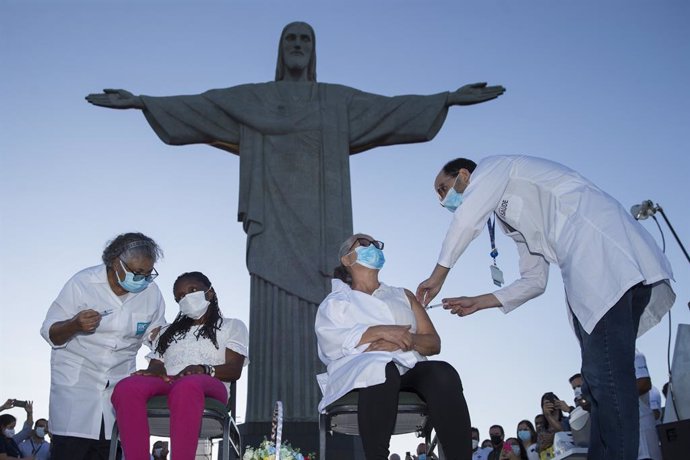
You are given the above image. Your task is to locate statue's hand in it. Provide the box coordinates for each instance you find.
[448,82,506,106]
[85,88,144,109]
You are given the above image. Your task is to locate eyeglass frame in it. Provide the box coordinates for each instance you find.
[348,237,384,252]
[119,258,159,282]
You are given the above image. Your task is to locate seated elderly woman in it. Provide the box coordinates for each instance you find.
[111,271,249,460]
[315,233,472,460]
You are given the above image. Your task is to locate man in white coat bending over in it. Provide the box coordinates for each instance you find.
[416,155,675,460]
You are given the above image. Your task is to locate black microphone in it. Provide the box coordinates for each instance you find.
[630,200,657,220]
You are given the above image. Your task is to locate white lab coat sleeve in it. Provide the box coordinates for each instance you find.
[494,238,549,312]
[315,298,369,365]
[40,277,84,349]
[437,156,513,268]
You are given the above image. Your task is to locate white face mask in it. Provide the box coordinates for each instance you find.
[178,288,211,320]
[472,439,479,450]
[153,447,163,457]
[35,427,46,438]
[3,428,15,438]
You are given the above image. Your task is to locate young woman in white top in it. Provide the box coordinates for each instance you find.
[316,233,472,460]
[111,271,249,460]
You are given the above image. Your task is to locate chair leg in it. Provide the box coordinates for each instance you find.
[222,419,230,460]
[108,422,119,460]
[319,413,327,459]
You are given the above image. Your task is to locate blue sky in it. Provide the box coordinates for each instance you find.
[1,0,689,455]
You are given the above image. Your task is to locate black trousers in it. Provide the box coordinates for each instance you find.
[357,360,472,460]
[51,418,121,460]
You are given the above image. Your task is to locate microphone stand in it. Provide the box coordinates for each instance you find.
[655,204,690,264]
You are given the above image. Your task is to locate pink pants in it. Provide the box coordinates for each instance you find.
[111,374,228,460]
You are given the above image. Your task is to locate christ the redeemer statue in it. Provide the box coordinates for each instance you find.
[86,21,504,428]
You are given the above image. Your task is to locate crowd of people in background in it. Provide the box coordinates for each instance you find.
[386,349,667,460]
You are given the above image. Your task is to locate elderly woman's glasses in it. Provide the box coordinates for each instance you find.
[119,258,159,282]
[349,238,384,251]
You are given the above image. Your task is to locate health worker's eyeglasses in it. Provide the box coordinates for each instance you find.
[119,258,159,282]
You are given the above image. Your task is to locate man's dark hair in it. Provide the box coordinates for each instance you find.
[442,158,477,177]
[489,424,504,437]
[0,414,16,428]
[569,373,582,383]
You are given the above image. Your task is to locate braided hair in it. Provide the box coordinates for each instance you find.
[155,271,223,356]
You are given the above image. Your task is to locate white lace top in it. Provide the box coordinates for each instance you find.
[147,317,249,379]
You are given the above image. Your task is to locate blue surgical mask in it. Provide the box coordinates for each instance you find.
[117,260,152,293]
[440,176,463,212]
[518,429,532,442]
[512,445,521,456]
[418,455,427,460]
[354,245,385,270]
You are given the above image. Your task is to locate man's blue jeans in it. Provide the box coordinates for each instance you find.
[572,282,651,460]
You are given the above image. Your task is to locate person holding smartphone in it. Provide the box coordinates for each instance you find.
[0,401,33,460]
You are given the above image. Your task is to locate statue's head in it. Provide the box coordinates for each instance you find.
[275,21,316,82]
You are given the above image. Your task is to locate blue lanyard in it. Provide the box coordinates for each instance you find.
[487,215,498,263]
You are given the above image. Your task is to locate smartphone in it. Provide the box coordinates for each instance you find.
[13,400,27,408]
[502,442,512,452]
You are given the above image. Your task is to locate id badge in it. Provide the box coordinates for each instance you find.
[490,264,504,287]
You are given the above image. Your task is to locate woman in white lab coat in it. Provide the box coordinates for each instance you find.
[40,232,167,460]
[316,233,472,460]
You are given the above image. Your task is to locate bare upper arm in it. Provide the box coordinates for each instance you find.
[405,289,439,337]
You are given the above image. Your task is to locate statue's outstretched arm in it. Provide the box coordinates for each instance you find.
[85,89,145,110]
[447,82,506,106]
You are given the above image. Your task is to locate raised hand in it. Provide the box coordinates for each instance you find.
[448,82,506,106]
[85,89,144,109]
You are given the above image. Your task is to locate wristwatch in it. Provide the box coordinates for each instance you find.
[204,364,216,377]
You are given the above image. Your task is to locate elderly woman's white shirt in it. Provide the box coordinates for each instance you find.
[315,279,425,412]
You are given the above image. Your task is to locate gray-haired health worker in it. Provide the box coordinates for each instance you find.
[40,232,166,460]
[416,155,675,460]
